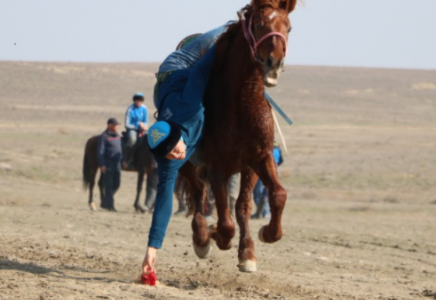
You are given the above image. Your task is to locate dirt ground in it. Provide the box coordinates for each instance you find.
[1,61,436,300]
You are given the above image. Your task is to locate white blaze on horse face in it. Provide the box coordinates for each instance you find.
[269,11,278,21]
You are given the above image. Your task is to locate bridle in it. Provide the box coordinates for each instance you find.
[240,9,288,63]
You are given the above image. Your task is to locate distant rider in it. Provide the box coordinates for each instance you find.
[124,92,148,166]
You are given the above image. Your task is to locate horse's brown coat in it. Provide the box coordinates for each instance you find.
[180,0,297,271]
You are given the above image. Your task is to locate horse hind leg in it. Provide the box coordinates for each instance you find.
[134,171,146,213]
[208,172,235,251]
[235,169,258,272]
[88,167,98,211]
[254,154,287,244]
[144,168,158,211]
[179,162,211,259]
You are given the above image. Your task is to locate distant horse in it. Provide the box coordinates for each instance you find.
[179,0,297,272]
[82,134,158,213]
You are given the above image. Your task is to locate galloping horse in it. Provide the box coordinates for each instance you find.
[82,135,158,213]
[179,0,297,272]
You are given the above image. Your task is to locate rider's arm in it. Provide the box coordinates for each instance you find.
[148,158,185,249]
[125,106,138,130]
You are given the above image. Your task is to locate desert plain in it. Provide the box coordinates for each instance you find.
[0,61,436,299]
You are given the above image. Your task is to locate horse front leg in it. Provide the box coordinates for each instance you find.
[235,169,258,272]
[134,171,146,213]
[209,172,235,251]
[179,162,210,258]
[254,153,287,244]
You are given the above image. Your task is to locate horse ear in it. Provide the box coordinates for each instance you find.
[279,0,298,13]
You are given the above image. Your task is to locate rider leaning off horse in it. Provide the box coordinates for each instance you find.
[124,92,149,167]
[141,20,280,274]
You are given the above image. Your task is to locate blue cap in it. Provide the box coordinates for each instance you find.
[147,121,183,157]
[148,121,171,149]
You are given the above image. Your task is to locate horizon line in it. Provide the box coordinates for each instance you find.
[1,59,435,72]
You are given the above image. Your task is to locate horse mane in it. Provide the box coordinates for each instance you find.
[212,16,246,73]
[251,0,299,12]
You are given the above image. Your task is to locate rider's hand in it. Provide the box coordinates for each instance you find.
[100,166,107,174]
[142,247,157,274]
[140,122,148,131]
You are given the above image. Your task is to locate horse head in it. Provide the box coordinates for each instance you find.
[245,0,297,87]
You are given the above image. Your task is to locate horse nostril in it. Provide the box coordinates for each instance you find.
[267,55,274,69]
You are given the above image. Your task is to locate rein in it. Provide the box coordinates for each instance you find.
[240,11,287,61]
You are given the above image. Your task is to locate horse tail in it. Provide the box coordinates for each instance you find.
[176,166,209,217]
[82,153,91,191]
[175,175,192,216]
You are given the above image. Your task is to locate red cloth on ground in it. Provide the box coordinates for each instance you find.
[141,268,157,286]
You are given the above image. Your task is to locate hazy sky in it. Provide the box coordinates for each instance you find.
[1,0,435,69]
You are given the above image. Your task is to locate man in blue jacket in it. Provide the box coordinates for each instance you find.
[251,142,284,219]
[141,24,228,274]
[124,92,148,165]
[97,118,123,212]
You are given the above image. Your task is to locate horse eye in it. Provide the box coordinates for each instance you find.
[287,27,292,33]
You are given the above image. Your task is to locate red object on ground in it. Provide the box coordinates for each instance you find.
[141,268,157,286]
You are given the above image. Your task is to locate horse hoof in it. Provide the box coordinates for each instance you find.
[89,202,97,211]
[193,242,212,259]
[258,226,266,243]
[135,205,146,214]
[238,259,257,273]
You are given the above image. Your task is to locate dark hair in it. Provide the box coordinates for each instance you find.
[133,94,144,102]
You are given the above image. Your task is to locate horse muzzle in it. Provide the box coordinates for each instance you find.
[261,56,284,87]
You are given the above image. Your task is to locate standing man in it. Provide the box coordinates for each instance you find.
[251,141,284,219]
[124,92,149,166]
[97,118,123,212]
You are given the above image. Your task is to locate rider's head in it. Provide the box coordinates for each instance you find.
[147,121,186,161]
[133,92,145,108]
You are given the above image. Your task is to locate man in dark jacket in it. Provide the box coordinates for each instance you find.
[97,118,123,212]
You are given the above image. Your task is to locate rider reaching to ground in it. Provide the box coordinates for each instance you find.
[141,21,279,275]
[141,23,229,275]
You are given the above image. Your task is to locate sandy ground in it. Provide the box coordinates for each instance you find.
[1,61,436,300]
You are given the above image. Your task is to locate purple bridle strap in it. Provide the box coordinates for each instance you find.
[241,12,287,59]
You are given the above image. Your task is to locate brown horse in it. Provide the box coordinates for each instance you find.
[82,135,158,213]
[179,0,297,272]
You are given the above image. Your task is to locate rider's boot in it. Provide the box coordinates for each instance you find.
[251,197,267,219]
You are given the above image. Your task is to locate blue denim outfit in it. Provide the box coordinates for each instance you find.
[148,25,228,249]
